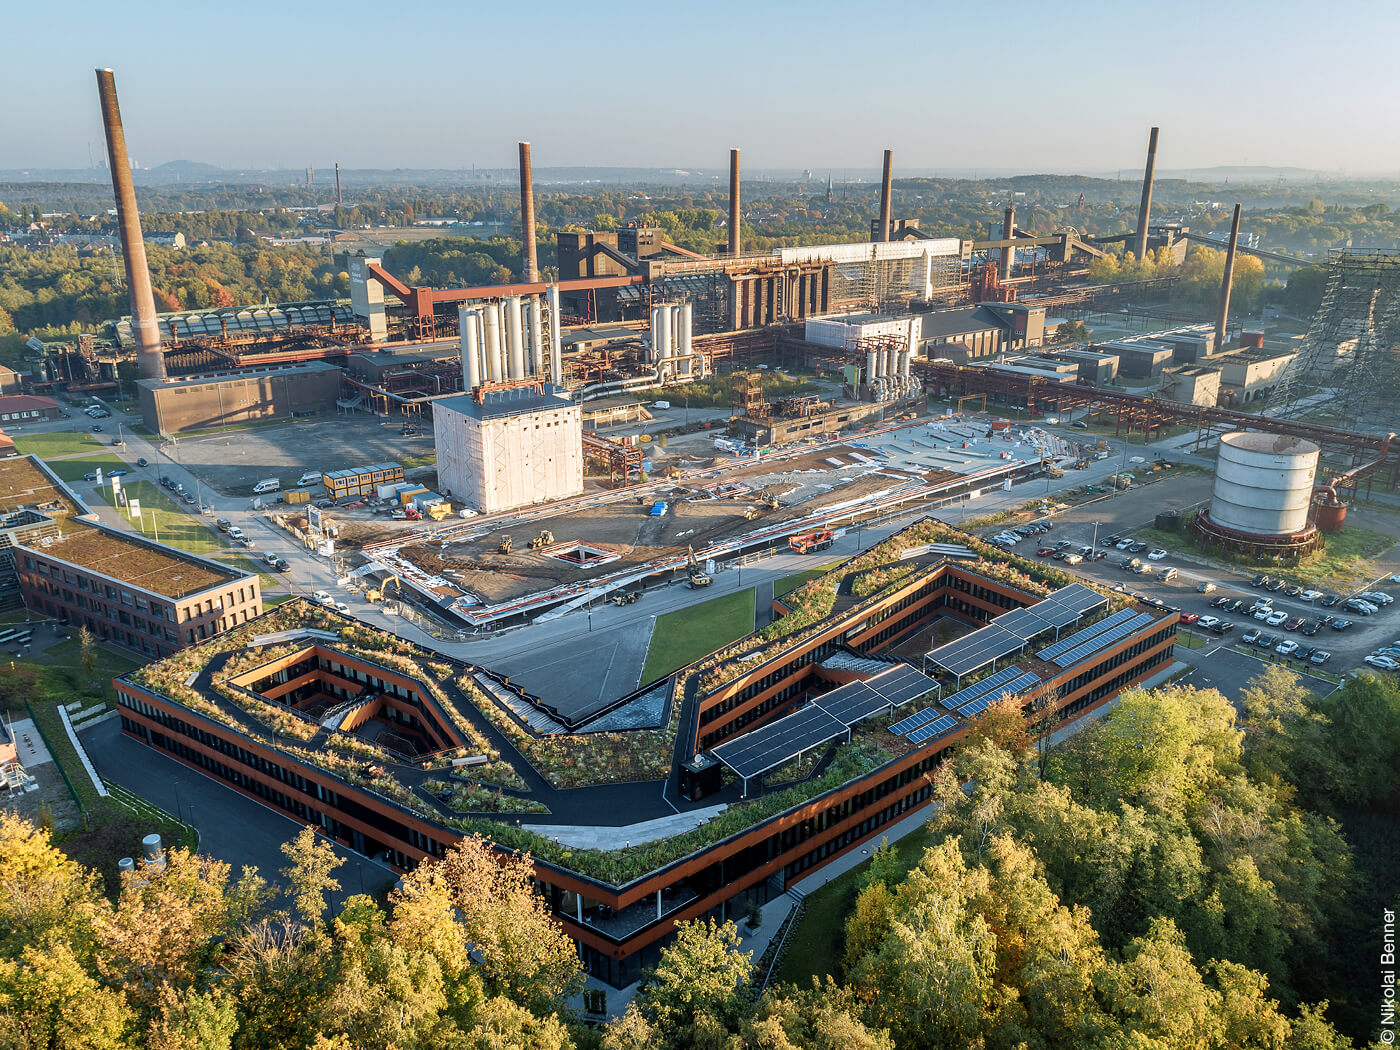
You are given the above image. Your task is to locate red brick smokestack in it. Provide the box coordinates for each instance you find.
[877,149,893,242]
[95,68,164,380]
[518,142,538,284]
[728,149,741,255]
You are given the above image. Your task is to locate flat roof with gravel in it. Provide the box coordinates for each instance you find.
[0,456,85,527]
[25,523,246,599]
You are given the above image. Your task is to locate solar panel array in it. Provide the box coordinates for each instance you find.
[925,624,1025,676]
[865,664,939,707]
[814,682,888,727]
[940,665,1021,710]
[889,706,939,735]
[907,714,960,744]
[1037,607,1138,663]
[1049,612,1155,668]
[956,671,1042,717]
[712,705,848,780]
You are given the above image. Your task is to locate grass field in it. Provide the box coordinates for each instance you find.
[43,453,124,482]
[640,587,756,683]
[776,823,936,985]
[40,638,145,684]
[12,431,108,459]
[91,478,228,556]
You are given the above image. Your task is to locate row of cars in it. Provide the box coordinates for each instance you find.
[989,521,1054,549]
[1248,573,1394,616]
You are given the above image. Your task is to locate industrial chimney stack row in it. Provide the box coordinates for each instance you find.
[459,293,563,391]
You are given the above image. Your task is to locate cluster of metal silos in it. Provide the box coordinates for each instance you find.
[650,303,699,381]
[863,341,918,402]
[459,286,564,391]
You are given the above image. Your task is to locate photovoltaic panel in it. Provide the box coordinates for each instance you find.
[1051,612,1155,668]
[925,624,1025,676]
[1035,603,1088,629]
[956,670,1042,717]
[1043,583,1106,614]
[940,665,1023,711]
[814,682,888,727]
[1037,608,1137,663]
[890,706,939,735]
[907,714,960,744]
[867,664,939,707]
[713,705,848,780]
[994,606,1050,640]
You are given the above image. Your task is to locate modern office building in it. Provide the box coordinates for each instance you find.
[112,520,1175,986]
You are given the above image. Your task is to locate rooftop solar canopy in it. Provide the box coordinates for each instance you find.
[1050,611,1156,668]
[925,624,1025,676]
[712,705,847,780]
[1042,583,1107,614]
[1037,607,1136,663]
[956,670,1042,717]
[866,664,939,707]
[813,682,889,727]
[890,706,939,735]
[940,665,1025,711]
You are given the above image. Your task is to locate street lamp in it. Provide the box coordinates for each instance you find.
[172,779,182,822]
[1091,520,1102,553]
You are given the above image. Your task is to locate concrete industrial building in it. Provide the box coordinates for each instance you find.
[434,387,583,514]
[137,361,343,434]
[1217,348,1295,404]
[1034,349,1120,386]
[1097,339,1175,379]
[919,306,1008,359]
[1164,365,1222,407]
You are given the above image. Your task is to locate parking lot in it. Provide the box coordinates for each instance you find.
[977,478,1400,683]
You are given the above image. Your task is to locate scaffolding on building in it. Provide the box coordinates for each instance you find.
[1267,249,1400,432]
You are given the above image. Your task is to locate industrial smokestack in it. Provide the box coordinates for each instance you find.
[518,142,539,284]
[1215,203,1242,355]
[728,149,742,255]
[1000,205,1016,281]
[95,69,164,381]
[1134,127,1159,262]
[877,150,893,243]
[335,163,342,205]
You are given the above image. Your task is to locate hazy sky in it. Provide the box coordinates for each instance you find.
[5,0,1397,175]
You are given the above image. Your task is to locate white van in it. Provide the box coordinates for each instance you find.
[298,471,321,486]
[252,478,280,495]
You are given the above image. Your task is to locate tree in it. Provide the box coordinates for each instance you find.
[742,979,893,1050]
[959,693,1031,756]
[632,918,753,1042]
[0,812,103,959]
[1097,918,1224,1049]
[0,942,135,1050]
[279,826,343,928]
[78,625,99,687]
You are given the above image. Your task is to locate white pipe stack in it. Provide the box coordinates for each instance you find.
[658,305,673,379]
[459,305,482,389]
[483,302,502,382]
[527,297,544,377]
[505,296,525,380]
[546,284,562,383]
[865,349,877,386]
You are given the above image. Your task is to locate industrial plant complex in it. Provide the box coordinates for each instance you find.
[1,65,1396,1004]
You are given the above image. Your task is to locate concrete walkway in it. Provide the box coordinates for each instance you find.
[523,803,728,850]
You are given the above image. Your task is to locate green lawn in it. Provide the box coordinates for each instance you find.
[640,587,756,683]
[43,453,124,482]
[776,823,936,985]
[12,431,108,459]
[91,479,228,556]
[773,561,844,598]
[40,638,145,683]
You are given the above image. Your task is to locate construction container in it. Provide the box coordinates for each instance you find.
[282,489,312,504]
[324,462,404,500]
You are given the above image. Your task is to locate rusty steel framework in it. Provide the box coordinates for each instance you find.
[731,371,769,419]
[582,431,643,482]
[1267,248,1400,432]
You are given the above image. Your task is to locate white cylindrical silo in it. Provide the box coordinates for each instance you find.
[546,284,562,383]
[658,305,673,378]
[505,296,525,379]
[526,297,544,378]
[459,306,481,390]
[679,303,693,375]
[483,302,502,382]
[1209,432,1319,535]
[650,306,663,365]
[865,349,878,386]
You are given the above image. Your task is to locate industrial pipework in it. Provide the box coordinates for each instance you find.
[460,291,563,389]
[1000,205,1016,281]
[519,142,539,284]
[877,150,894,243]
[95,68,164,381]
[728,149,741,255]
[1215,204,1242,355]
[1134,127,1160,262]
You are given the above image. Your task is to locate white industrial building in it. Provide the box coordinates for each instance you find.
[804,312,921,401]
[433,387,583,514]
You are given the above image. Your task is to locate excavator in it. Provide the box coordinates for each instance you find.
[365,574,400,603]
[529,529,555,550]
[686,545,711,588]
[609,590,642,606]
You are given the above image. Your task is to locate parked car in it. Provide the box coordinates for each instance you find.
[1256,633,1279,649]
[1210,621,1234,634]
[1224,599,1245,613]
[1362,591,1394,605]
[1252,574,1270,588]
[1299,589,1324,602]
[1283,584,1303,598]
[1266,578,1285,592]
[1330,619,1355,631]
[1363,655,1399,670]
[1276,640,1299,656]
[1309,650,1332,666]
[1265,610,1289,626]
[1293,646,1314,661]
[1063,554,1083,565]
[183,494,196,505]
[136,457,148,467]
[83,471,98,482]
[227,527,245,540]
[91,425,103,432]
[1157,567,1178,582]
[1147,548,1168,561]
[216,519,231,532]
[1116,539,1135,550]
[1104,534,1122,546]
[1180,613,1200,625]
[1321,594,1342,607]
[1036,547,1055,557]
[1283,616,1305,632]
[1197,582,1217,594]
[1242,628,1262,644]
[1129,542,1147,553]
[239,536,254,548]
[334,602,351,614]
[312,591,335,607]
[1301,620,1322,636]
[106,469,128,478]
[264,553,280,567]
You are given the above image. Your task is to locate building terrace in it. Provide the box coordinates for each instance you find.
[26,522,241,599]
[114,517,1177,986]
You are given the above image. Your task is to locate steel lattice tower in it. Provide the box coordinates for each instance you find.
[1267,248,1400,431]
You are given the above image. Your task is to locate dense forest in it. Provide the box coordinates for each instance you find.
[2,666,1395,1048]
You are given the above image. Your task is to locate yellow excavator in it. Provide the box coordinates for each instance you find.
[687,545,711,589]
[365,574,400,603]
[529,529,555,550]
